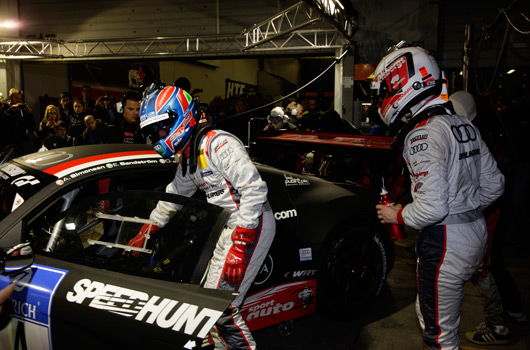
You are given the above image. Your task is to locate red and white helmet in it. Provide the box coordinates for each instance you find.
[370,41,448,127]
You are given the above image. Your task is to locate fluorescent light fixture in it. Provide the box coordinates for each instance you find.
[507,69,515,74]
[1,21,19,29]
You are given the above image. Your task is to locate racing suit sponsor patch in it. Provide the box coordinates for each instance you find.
[66,278,222,338]
[206,189,224,199]
[459,148,480,160]
[410,134,428,144]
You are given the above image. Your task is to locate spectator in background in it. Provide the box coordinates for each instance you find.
[318,110,360,135]
[108,91,144,144]
[300,97,323,132]
[40,121,75,151]
[173,76,191,93]
[58,92,74,122]
[80,85,96,113]
[94,93,118,125]
[263,106,298,131]
[68,99,87,143]
[82,115,108,145]
[36,105,62,147]
[285,101,303,130]
[449,91,528,345]
[0,88,35,156]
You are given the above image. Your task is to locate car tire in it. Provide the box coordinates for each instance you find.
[316,224,390,320]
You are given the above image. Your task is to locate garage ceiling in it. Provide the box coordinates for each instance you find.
[0,0,357,61]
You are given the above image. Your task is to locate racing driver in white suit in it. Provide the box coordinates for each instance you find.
[127,84,275,350]
[373,42,504,349]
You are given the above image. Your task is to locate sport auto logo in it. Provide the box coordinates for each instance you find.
[409,143,428,155]
[451,124,477,143]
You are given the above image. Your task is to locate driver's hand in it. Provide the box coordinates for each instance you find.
[125,223,159,258]
[376,203,402,225]
[222,227,257,284]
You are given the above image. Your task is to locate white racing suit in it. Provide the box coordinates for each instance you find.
[150,129,275,350]
[396,112,504,349]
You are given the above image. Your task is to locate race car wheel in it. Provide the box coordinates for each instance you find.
[317,225,389,320]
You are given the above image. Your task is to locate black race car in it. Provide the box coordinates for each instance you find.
[0,144,394,349]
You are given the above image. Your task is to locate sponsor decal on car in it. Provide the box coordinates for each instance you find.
[11,193,24,211]
[0,264,68,350]
[283,173,310,186]
[42,151,162,178]
[241,280,316,331]
[11,175,40,187]
[253,254,273,285]
[0,164,25,177]
[284,269,317,279]
[23,150,74,167]
[274,209,297,220]
[299,248,312,262]
[66,278,222,338]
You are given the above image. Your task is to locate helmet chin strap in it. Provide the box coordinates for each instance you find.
[180,120,214,177]
[391,102,452,151]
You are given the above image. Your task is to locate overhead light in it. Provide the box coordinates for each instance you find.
[459,71,463,75]
[507,69,515,74]
[1,21,19,29]
[0,55,40,59]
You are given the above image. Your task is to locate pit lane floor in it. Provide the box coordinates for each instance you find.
[252,227,530,349]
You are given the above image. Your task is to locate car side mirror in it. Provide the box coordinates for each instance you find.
[0,242,34,276]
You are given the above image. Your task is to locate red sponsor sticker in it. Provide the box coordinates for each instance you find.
[240,280,316,331]
[155,86,176,113]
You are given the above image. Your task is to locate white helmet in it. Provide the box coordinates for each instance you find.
[267,106,288,129]
[449,90,477,122]
[370,41,448,127]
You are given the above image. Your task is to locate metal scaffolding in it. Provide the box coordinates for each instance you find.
[0,1,357,61]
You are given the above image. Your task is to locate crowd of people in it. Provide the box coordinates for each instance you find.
[0,81,361,160]
[0,85,147,157]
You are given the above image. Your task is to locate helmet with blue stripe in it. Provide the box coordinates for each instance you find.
[140,86,198,158]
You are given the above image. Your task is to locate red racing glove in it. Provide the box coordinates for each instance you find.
[126,223,159,258]
[222,226,257,284]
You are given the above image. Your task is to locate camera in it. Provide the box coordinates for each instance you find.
[17,104,27,109]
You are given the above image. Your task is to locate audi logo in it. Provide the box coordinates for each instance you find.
[409,143,428,155]
[451,124,477,143]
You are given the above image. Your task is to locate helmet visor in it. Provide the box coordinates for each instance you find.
[141,115,175,143]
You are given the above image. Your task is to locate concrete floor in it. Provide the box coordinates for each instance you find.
[355,228,530,350]
[252,226,530,349]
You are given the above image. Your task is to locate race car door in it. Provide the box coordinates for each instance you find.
[0,190,234,350]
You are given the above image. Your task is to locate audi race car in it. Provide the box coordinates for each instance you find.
[0,144,394,349]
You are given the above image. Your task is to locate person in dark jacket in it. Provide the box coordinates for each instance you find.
[81,115,109,145]
[108,91,145,144]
